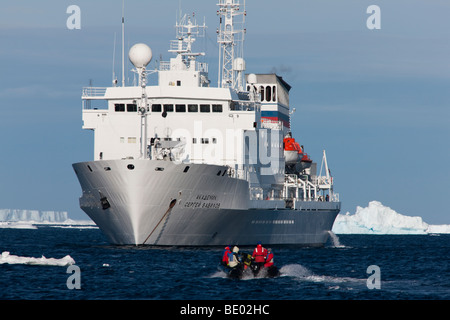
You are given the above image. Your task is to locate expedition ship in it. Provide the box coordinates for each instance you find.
[72,1,340,246]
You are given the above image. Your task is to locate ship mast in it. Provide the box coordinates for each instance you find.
[169,12,206,68]
[216,0,246,90]
[128,43,153,159]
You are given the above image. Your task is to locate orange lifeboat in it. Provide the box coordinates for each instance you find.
[283,136,303,165]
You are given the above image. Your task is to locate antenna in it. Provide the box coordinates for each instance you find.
[129,43,153,158]
[168,11,207,70]
[216,0,246,89]
[121,0,125,87]
[112,32,118,86]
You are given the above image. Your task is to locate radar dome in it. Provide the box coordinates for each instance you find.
[247,73,257,85]
[128,43,152,68]
[233,57,246,71]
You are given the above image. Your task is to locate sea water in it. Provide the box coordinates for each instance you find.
[1,226,449,301]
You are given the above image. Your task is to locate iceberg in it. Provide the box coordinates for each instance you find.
[0,251,75,266]
[0,209,68,223]
[332,201,450,234]
[0,209,95,227]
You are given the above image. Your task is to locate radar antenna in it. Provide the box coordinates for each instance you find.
[168,12,207,69]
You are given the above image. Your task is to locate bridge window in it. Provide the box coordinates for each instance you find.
[188,104,198,112]
[200,104,210,113]
[176,104,186,112]
[164,104,174,112]
[266,86,271,102]
[212,104,223,112]
[152,104,162,112]
[115,103,125,112]
[127,104,137,112]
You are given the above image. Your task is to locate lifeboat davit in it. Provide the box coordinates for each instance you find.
[296,152,312,172]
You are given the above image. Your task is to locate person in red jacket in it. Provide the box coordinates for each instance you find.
[221,246,232,266]
[252,242,268,270]
[264,248,274,268]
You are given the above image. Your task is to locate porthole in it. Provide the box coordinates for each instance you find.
[127,164,135,170]
[155,167,164,171]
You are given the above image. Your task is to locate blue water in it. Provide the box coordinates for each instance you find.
[1,226,449,300]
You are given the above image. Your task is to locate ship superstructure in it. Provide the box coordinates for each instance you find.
[73,1,340,246]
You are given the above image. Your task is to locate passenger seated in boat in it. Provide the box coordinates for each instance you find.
[228,246,241,268]
[221,246,231,266]
[264,248,274,268]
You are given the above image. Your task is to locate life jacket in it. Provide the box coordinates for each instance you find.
[264,252,274,268]
[252,244,267,263]
[228,246,240,268]
[222,247,231,264]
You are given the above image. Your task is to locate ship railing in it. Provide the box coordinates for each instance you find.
[159,61,171,71]
[283,174,342,203]
[250,187,264,200]
[230,100,255,111]
[82,87,107,98]
[82,87,108,110]
[159,60,208,73]
[196,62,208,73]
[317,175,332,186]
[169,40,188,53]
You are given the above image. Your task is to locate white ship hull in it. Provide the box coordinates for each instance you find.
[73,160,340,246]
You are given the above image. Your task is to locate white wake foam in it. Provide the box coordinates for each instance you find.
[280,264,365,288]
[0,251,75,266]
[0,222,37,229]
[327,231,346,248]
[279,264,312,278]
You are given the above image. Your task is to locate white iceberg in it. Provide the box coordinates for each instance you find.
[0,209,68,223]
[332,201,450,234]
[0,209,95,228]
[0,251,75,266]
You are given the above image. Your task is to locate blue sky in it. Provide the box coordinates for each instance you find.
[0,0,449,224]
